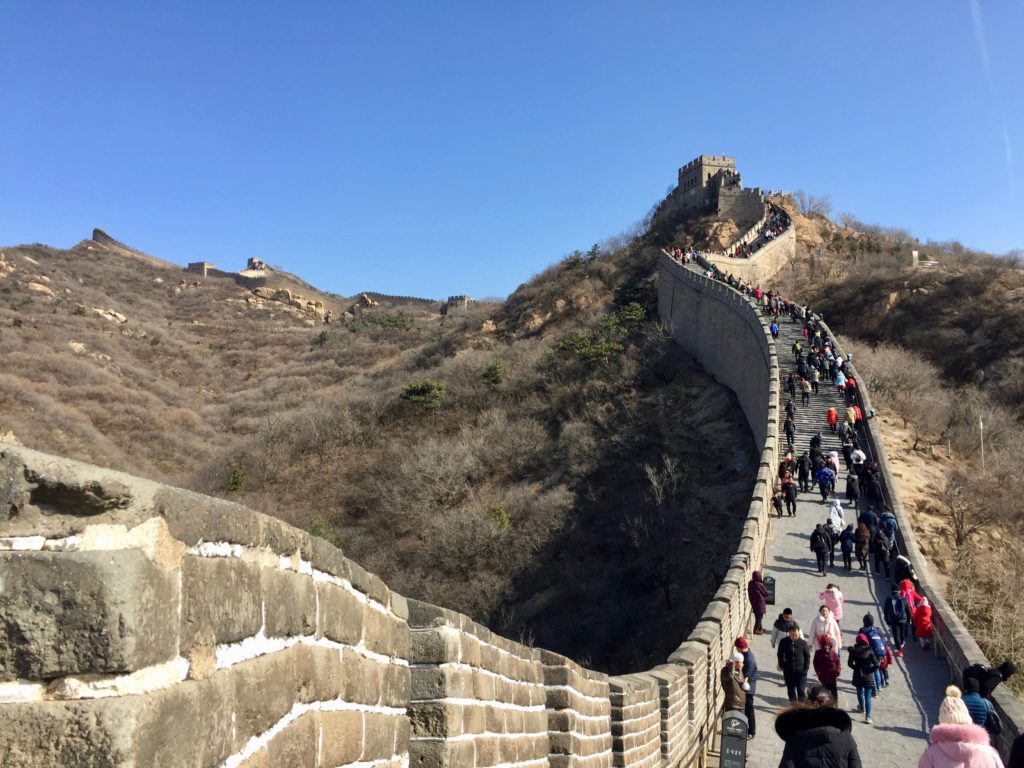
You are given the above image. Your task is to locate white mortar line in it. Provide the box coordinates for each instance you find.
[542,684,610,705]
[220,699,405,768]
[412,697,545,714]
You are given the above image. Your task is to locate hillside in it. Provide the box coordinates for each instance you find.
[0,229,757,674]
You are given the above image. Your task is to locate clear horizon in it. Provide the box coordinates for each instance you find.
[2,2,1021,299]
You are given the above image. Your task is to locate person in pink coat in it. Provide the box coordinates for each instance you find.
[914,596,934,650]
[819,583,845,624]
[917,686,1005,767]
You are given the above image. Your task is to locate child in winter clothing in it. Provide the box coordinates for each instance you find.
[917,686,1005,767]
[818,584,845,624]
[914,597,934,650]
[812,635,842,704]
[878,642,895,687]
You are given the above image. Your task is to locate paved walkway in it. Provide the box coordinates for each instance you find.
[743,312,951,767]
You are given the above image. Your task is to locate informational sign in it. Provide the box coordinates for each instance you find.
[721,710,748,768]
[764,574,776,605]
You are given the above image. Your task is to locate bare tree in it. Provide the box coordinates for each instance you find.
[793,190,833,217]
[942,472,998,549]
[624,455,685,609]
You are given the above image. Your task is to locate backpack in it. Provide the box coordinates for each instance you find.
[881,515,897,538]
[865,627,886,659]
[889,596,906,623]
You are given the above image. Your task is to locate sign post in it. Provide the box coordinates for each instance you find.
[721,710,748,767]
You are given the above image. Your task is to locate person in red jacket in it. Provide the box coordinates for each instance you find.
[813,635,842,704]
[827,407,839,434]
[914,596,934,650]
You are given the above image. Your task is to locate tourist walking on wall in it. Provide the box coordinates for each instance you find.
[774,685,862,766]
[827,406,839,434]
[858,615,887,693]
[778,626,811,702]
[916,686,1005,768]
[813,637,843,704]
[883,585,913,656]
[810,605,843,652]
[817,464,836,502]
[785,415,796,448]
[797,452,812,493]
[800,376,811,407]
[914,597,934,650]
[840,524,856,570]
[854,523,871,571]
[845,472,860,510]
[735,637,758,739]
[848,634,880,724]
[810,525,831,576]
[819,583,845,624]
[783,480,798,517]
[872,526,893,580]
[748,571,769,635]
[961,678,995,731]
[772,608,801,648]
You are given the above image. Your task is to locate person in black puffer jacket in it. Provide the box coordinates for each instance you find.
[775,685,862,768]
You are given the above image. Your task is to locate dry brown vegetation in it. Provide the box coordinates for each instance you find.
[0,233,756,674]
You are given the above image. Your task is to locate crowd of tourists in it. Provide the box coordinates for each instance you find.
[724,204,792,258]
[717,284,1022,765]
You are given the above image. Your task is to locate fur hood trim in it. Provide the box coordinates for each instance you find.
[930,722,991,745]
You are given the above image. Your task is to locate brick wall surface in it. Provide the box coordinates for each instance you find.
[0,252,793,767]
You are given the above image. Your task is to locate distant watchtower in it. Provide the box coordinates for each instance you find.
[677,155,738,214]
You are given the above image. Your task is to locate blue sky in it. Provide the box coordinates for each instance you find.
[2,2,1021,299]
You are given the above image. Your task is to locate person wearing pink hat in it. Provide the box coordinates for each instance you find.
[917,686,1005,767]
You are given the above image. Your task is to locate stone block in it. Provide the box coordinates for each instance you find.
[410,627,460,665]
[317,582,364,646]
[409,738,475,768]
[263,711,317,767]
[409,701,462,738]
[180,555,261,651]
[362,712,399,760]
[260,567,316,638]
[319,710,363,766]
[229,653,297,752]
[0,549,179,680]
[295,644,344,703]
[341,647,386,706]
[154,486,260,548]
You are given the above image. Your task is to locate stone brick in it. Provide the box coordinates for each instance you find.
[410,627,460,665]
[263,711,317,767]
[409,701,461,738]
[362,712,399,760]
[229,653,297,752]
[180,555,261,652]
[260,567,316,638]
[319,710,363,766]
[364,605,403,657]
[154,486,260,548]
[341,647,386,706]
[317,582,364,645]
[0,549,178,680]
[409,738,475,768]
[294,644,344,703]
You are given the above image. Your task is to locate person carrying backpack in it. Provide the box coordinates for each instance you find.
[810,524,830,576]
[883,585,912,656]
[796,452,812,493]
[839,524,856,571]
[872,527,893,580]
[848,634,880,724]
[858,614,887,694]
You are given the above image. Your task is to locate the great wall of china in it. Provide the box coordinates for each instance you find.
[1,202,1020,766]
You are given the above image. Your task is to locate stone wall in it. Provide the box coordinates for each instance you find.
[0,255,780,767]
[704,226,795,287]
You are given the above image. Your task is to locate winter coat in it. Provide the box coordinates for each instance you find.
[740,649,758,694]
[845,406,857,425]
[883,594,912,627]
[913,602,934,639]
[847,643,879,688]
[827,408,839,426]
[810,528,830,554]
[845,474,860,501]
[813,648,842,686]
[775,705,862,768]
[854,524,871,558]
[840,525,856,553]
[721,665,746,712]
[773,614,802,648]
[827,501,845,531]
[809,613,843,652]
[778,636,812,677]
[900,578,922,608]
[748,571,769,615]
[819,588,845,622]
[917,723,1004,768]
